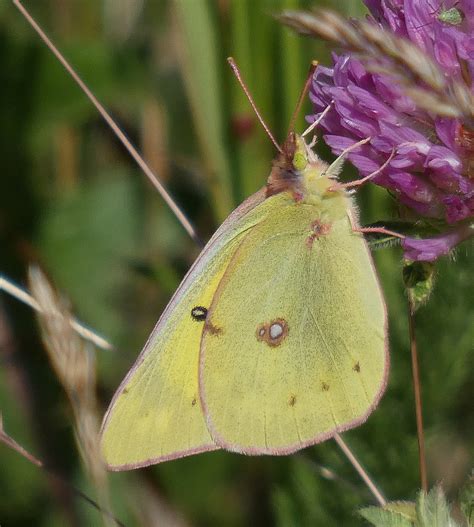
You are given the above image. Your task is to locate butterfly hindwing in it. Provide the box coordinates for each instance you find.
[199,192,388,454]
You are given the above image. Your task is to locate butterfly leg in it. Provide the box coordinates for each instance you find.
[347,209,405,239]
[323,137,372,180]
[302,102,333,140]
[329,148,396,192]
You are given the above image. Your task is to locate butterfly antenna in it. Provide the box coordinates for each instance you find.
[227,57,283,154]
[13,0,201,247]
[287,60,318,136]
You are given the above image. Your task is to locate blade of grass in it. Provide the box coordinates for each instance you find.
[230,0,274,199]
[174,0,234,221]
[279,0,305,132]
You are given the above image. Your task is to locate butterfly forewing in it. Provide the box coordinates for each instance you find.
[101,247,229,469]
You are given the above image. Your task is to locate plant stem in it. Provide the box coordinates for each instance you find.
[334,433,386,507]
[407,299,428,492]
[13,0,201,247]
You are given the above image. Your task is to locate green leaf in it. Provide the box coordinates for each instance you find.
[459,472,474,526]
[360,502,416,527]
[417,486,461,527]
[360,487,463,527]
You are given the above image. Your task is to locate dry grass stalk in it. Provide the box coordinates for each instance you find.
[0,412,43,467]
[28,266,114,527]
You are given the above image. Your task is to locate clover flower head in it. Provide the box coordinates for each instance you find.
[308,0,474,261]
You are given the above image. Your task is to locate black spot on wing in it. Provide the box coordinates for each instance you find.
[191,306,208,321]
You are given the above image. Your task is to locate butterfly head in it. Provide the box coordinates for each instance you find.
[266,132,332,201]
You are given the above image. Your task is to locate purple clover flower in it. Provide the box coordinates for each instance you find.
[309,0,474,261]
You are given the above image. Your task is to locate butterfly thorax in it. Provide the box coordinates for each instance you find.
[266,133,348,220]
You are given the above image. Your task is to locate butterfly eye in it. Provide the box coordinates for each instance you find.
[293,151,307,171]
[191,306,208,321]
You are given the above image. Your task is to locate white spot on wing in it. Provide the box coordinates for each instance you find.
[269,323,283,339]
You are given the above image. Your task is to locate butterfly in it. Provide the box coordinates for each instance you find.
[100,112,389,469]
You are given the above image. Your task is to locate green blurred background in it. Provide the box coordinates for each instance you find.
[0,1,472,525]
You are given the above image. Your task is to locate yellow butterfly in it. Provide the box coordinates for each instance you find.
[101,115,389,469]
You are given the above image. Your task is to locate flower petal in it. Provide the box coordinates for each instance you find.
[402,225,473,261]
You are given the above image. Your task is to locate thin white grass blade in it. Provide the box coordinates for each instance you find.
[0,275,112,351]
